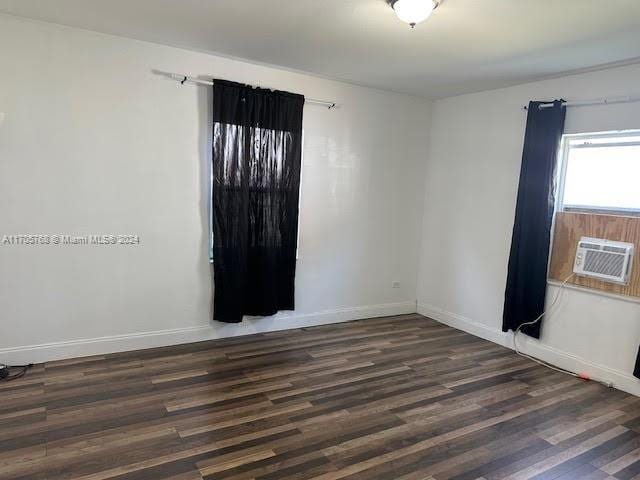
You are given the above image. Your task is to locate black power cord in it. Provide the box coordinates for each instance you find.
[0,363,34,382]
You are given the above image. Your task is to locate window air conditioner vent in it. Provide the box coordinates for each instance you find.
[602,245,627,254]
[574,237,634,285]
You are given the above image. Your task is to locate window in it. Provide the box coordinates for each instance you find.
[557,131,640,215]
[208,129,305,263]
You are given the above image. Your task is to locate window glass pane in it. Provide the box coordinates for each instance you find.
[563,143,640,211]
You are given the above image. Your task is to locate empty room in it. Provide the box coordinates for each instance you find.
[3,1,640,478]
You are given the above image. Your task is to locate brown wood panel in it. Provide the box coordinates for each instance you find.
[549,211,640,297]
[1,314,639,479]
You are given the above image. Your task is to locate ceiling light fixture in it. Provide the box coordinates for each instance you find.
[389,0,441,28]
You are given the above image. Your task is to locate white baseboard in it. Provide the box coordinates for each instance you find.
[10,298,638,398]
[417,303,512,349]
[417,302,640,398]
[0,301,417,365]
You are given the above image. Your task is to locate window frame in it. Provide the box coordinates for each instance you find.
[556,130,640,217]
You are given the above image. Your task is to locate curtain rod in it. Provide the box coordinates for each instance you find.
[163,72,337,109]
[523,95,640,110]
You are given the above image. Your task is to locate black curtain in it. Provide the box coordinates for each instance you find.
[502,100,566,338]
[211,80,304,323]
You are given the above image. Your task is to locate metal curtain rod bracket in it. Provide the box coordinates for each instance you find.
[155,71,338,109]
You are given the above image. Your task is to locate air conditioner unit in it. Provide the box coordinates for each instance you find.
[573,237,634,285]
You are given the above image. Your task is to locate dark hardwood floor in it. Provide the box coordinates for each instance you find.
[2,314,640,480]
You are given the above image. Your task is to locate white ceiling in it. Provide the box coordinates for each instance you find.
[2,0,640,98]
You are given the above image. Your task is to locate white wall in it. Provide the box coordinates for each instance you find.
[0,15,431,363]
[417,62,640,396]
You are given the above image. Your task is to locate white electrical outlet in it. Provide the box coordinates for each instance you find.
[392,281,401,289]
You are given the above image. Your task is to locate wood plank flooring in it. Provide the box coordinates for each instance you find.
[2,314,640,480]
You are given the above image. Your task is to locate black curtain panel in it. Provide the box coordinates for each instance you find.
[211,80,304,323]
[502,100,566,339]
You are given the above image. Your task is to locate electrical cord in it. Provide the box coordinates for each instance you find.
[513,273,613,388]
[0,363,34,382]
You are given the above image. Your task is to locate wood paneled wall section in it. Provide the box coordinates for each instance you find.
[549,212,640,297]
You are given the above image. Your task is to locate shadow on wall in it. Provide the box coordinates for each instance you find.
[150,68,215,320]
[196,75,215,321]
